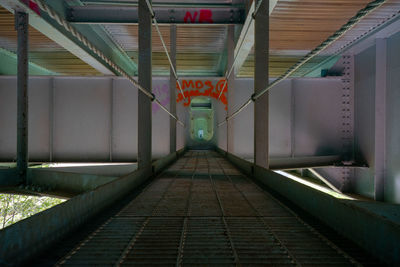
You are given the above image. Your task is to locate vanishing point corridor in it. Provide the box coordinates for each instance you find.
[32,151,377,266]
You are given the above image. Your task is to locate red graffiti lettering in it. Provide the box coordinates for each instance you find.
[199,9,213,23]
[182,80,194,90]
[205,80,213,91]
[184,9,213,23]
[184,11,198,23]
[195,80,204,89]
[176,79,228,110]
[21,0,40,15]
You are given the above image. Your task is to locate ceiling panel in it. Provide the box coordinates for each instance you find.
[1,0,398,77]
[105,24,227,53]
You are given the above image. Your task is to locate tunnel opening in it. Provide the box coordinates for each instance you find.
[188,97,214,149]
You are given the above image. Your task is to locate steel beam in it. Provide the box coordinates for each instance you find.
[374,38,387,201]
[0,150,182,265]
[0,47,56,75]
[233,0,278,75]
[269,155,342,170]
[16,11,29,183]
[227,25,235,154]
[67,5,244,24]
[0,169,19,187]
[169,25,177,154]
[27,169,118,198]
[254,0,269,169]
[0,0,137,76]
[0,0,112,75]
[217,147,400,266]
[302,56,341,78]
[308,168,342,194]
[137,0,152,171]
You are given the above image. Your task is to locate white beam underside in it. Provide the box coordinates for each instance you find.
[234,0,278,75]
[0,0,113,75]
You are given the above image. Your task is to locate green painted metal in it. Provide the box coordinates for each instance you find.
[217,148,400,266]
[217,47,228,76]
[48,0,138,75]
[0,48,56,75]
[0,0,137,76]
[27,169,119,198]
[0,169,20,187]
[302,55,341,77]
[190,98,214,142]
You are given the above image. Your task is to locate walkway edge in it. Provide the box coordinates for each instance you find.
[0,149,184,266]
[216,147,400,266]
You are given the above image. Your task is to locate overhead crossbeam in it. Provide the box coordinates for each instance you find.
[67,5,244,24]
[232,0,278,75]
[0,0,134,75]
[218,0,389,128]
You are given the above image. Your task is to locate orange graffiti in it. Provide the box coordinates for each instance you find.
[176,79,227,110]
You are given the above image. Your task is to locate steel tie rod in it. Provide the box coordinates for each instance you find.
[145,0,186,101]
[217,0,388,127]
[217,0,265,100]
[29,0,185,127]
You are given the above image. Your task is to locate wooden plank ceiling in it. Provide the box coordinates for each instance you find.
[0,0,396,77]
[0,6,100,75]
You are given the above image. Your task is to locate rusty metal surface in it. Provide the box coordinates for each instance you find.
[45,151,367,266]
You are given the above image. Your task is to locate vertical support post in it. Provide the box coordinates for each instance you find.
[374,38,387,201]
[254,0,269,169]
[227,25,235,154]
[340,54,354,192]
[109,78,114,162]
[49,77,55,162]
[15,11,29,181]
[290,79,295,158]
[169,24,177,154]
[138,0,152,170]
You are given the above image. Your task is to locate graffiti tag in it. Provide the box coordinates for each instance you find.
[176,79,228,110]
[184,9,214,23]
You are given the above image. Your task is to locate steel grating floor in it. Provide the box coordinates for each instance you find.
[34,151,381,266]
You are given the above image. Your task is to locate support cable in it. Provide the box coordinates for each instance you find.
[217,0,264,100]
[145,0,186,100]
[217,0,387,127]
[29,0,185,127]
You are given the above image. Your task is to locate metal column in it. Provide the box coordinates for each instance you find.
[15,11,29,181]
[254,0,269,169]
[138,0,152,170]
[374,38,387,201]
[227,25,235,154]
[169,25,177,154]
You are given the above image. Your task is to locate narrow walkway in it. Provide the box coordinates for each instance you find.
[36,151,375,266]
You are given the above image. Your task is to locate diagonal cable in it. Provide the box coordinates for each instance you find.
[145,0,186,100]
[29,0,185,127]
[218,0,388,127]
[217,0,264,100]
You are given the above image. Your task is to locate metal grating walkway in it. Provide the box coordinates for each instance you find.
[37,151,371,266]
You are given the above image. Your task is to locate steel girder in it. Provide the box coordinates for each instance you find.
[0,0,137,75]
[67,5,244,24]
